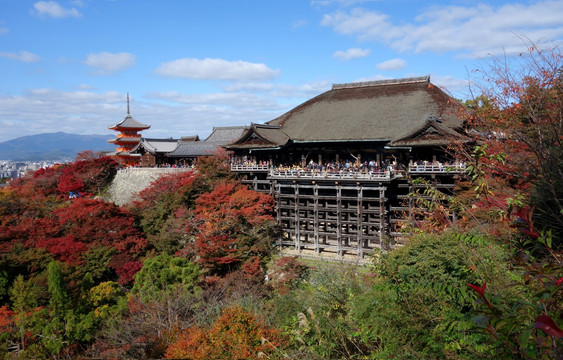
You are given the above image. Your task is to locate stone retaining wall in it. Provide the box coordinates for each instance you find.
[106,168,192,206]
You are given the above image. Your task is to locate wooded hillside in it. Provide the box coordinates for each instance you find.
[0,46,561,359]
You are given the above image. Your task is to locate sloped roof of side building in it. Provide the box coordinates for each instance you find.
[167,126,248,157]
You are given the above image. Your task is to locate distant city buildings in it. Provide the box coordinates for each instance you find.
[0,160,70,180]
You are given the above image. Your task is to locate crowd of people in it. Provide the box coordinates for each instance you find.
[274,159,400,174]
[232,158,466,176]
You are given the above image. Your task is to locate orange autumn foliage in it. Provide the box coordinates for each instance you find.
[0,306,14,333]
[165,306,285,360]
[190,180,275,274]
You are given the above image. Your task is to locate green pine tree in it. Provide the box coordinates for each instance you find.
[10,274,36,350]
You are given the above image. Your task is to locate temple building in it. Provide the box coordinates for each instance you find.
[130,137,184,167]
[226,76,472,259]
[227,76,468,167]
[105,77,471,259]
[125,126,247,167]
[166,126,248,166]
[108,94,151,166]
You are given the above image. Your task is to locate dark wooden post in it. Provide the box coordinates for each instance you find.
[294,182,300,251]
[379,186,386,249]
[336,183,342,258]
[357,184,363,258]
[275,182,282,249]
[314,183,319,254]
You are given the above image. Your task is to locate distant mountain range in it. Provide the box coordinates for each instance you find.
[0,132,115,161]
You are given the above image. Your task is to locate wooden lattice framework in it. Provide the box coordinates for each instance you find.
[234,166,463,259]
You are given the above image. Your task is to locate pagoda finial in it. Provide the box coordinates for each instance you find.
[126,93,130,115]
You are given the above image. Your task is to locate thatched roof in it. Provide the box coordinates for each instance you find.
[390,115,471,147]
[227,76,467,149]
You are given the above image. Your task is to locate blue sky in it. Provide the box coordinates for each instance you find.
[0,0,562,143]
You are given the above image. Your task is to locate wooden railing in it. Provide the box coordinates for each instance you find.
[230,164,270,172]
[229,163,467,179]
[269,169,398,181]
[408,164,466,173]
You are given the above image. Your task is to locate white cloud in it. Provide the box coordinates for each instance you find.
[147,91,280,111]
[33,1,82,19]
[332,47,371,60]
[223,82,276,93]
[0,89,124,142]
[84,52,136,75]
[0,51,41,63]
[376,58,406,71]
[77,84,94,90]
[222,80,331,99]
[0,78,333,142]
[322,8,393,41]
[0,27,9,35]
[155,57,280,81]
[0,86,295,143]
[321,1,563,57]
[430,75,471,98]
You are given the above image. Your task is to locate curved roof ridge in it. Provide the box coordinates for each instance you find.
[108,113,150,130]
[332,75,430,90]
[142,137,178,142]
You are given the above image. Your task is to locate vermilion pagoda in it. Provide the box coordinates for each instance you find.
[107,94,150,166]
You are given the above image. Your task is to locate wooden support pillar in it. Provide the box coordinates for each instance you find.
[408,182,414,223]
[337,183,342,258]
[314,183,319,254]
[379,186,386,249]
[294,182,300,251]
[357,185,363,258]
[269,179,274,196]
[275,182,282,249]
[318,153,322,167]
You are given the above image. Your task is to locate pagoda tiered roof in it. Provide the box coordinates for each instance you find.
[107,94,151,166]
[108,113,150,131]
[108,136,143,144]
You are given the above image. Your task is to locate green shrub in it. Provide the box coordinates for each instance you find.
[348,231,517,359]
